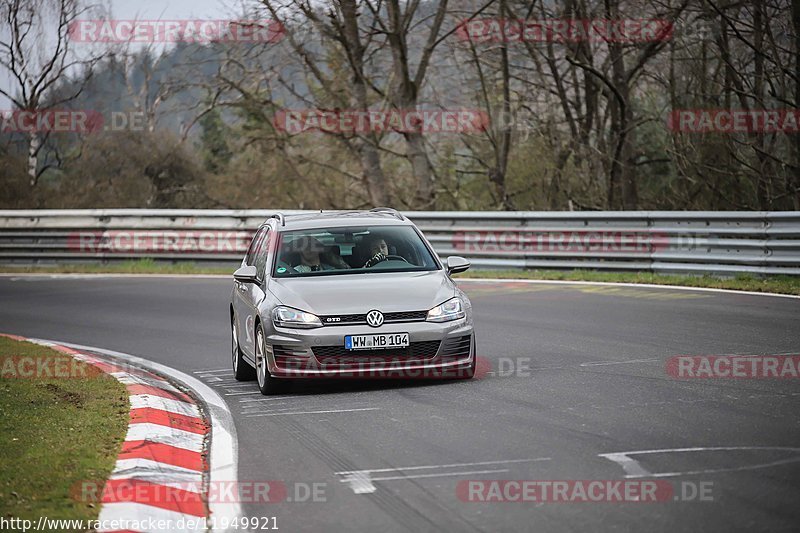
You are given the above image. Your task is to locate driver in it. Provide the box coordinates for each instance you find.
[362,235,390,268]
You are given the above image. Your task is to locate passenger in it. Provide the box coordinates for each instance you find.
[321,248,350,270]
[293,236,336,272]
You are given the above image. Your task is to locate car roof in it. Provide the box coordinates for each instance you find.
[264,210,414,232]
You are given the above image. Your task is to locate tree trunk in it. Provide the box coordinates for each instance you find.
[28,132,41,186]
[339,0,388,206]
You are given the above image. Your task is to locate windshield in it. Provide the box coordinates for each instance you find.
[272,225,439,277]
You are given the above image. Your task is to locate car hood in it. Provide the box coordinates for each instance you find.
[268,270,456,314]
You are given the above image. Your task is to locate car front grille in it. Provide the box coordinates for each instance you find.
[312,340,441,364]
[439,335,472,358]
[271,345,311,369]
[319,310,428,326]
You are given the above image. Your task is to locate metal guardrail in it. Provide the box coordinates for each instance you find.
[0,210,798,276]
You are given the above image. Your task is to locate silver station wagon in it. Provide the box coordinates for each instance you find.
[229,208,476,394]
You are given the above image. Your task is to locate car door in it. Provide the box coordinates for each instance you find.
[233,226,268,360]
[242,227,273,357]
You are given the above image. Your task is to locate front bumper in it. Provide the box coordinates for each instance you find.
[264,319,474,378]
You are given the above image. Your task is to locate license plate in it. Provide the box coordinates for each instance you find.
[345,333,409,350]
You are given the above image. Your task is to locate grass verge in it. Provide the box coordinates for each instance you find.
[0,337,128,522]
[0,259,798,296]
[0,258,232,276]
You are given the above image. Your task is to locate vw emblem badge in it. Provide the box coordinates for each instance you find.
[366,310,384,327]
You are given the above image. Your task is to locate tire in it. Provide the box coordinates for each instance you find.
[232,314,255,381]
[255,324,291,395]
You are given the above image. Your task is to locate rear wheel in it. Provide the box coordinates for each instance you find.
[255,324,291,395]
[231,314,255,381]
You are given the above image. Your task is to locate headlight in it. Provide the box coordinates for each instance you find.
[272,306,322,329]
[426,297,465,322]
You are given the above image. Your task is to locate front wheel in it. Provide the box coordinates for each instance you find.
[232,314,255,381]
[255,324,291,395]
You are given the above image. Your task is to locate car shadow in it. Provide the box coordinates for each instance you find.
[283,376,468,396]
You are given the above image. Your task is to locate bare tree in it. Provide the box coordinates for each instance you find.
[0,0,103,185]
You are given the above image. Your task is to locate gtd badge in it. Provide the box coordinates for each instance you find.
[366,310,384,327]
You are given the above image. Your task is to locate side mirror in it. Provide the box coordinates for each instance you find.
[233,265,258,283]
[446,256,471,275]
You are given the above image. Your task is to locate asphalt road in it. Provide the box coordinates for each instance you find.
[1,275,799,532]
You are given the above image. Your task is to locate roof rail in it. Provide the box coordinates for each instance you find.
[269,212,285,227]
[369,207,404,220]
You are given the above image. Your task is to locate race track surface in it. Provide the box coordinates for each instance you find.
[1,276,798,532]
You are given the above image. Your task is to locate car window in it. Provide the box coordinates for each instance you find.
[273,225,438,277]
[245,227,268,267]
[254,229,271,280]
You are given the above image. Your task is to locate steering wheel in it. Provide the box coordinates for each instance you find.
[364,254,411,268]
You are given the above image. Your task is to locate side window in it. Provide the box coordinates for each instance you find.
[245,227,267,267]
[254,229,271,280]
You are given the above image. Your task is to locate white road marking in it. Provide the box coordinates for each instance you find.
[129,394,201,418]
[109,458,204,480]
[192,368,230,374]
[242,407,380,418]
[457,278,800,300]
[96,502,207,532]
[112,372,184,393]
[238,396,295,402]
[124,423,205,452]
[597,452,653,478]
[335,457,552,475]
[341,471,376,494]
[599,446,800,478]
[0,273,229,280]
[368,468,510,482]
[580,358,660,367]
[240,403,294,411]
[337,457,552,494]
[109,469,205,491]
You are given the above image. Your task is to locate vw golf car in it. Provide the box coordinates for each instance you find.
[229,208,476,394]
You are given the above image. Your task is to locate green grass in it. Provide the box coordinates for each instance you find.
[1,259,798,296]
[0,337,128,524]
[0,258,232,275]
